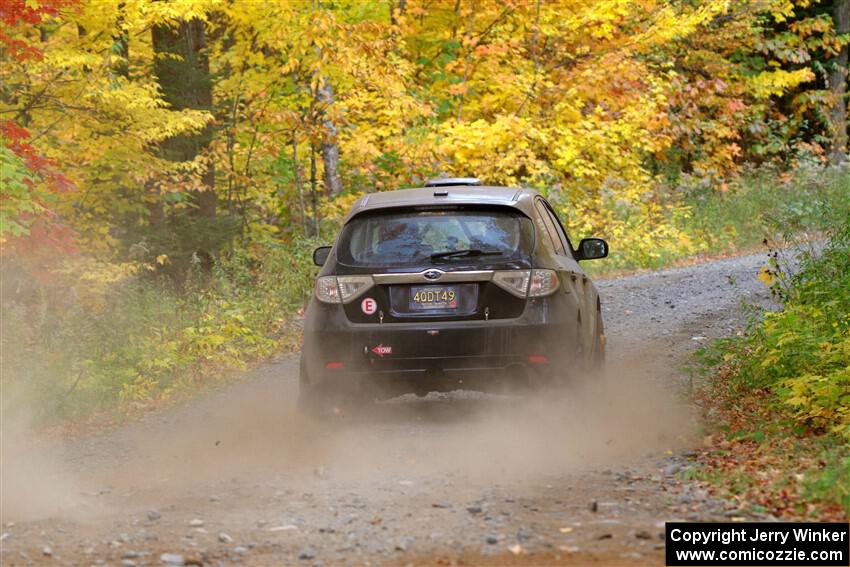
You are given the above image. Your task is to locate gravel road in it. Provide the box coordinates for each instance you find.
[1,252,776,566]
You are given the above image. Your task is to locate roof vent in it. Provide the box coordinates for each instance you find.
[424,177,481,187]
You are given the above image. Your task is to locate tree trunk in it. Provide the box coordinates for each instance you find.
[152,17,216,217]
[310,0,343,196]
[829,0,849,163]
[316,79,343,196]
[389,0,406,49]
[113,3,129,78]
[310,144,320,236]
[390,0,407,26]
[151,16,218,277]
[450,0,461,40]
[292,131,308,236]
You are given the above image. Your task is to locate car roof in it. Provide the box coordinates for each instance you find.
[345,185,541,223]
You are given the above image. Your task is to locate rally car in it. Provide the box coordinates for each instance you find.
[298,178,608,413]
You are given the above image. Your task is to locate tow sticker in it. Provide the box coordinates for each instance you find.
[361,297,377,315]
[371,344,392,357]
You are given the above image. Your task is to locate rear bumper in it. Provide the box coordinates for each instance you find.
[302,298,578,395]
[327,355,550,397]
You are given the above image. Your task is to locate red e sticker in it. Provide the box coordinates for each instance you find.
[361,297,377,315]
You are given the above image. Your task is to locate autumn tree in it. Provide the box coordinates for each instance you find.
[0,0,78,264]
[311,3,343,196]
[152,16,216,217]
[147,12,232,275]
[3,0,844,273]
[829,0,849,161]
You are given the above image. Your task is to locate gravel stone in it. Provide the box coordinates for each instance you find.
[663,464,682,476]
[159,553,184,565]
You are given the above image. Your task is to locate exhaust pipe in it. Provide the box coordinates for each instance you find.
[414,368,439,397]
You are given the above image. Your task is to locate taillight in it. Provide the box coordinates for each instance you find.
[492,269,559,298]
[315,275,374,303]
[316,277,341,303]
[493,270,531,297]
[528,270,559,297]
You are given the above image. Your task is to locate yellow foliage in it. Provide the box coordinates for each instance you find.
[749,68,816,99]
[2,0,835,268]
[758,266,777,287]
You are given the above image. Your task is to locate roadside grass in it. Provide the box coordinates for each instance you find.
[1,164,847,429]
[587,163,850,276]
[1,236,322,427]
[691,218,850,519]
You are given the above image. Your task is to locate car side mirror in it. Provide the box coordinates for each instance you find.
[313,246,332,266]
[576,238,608,261]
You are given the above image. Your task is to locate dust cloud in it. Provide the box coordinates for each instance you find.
[1,404,85,523]
[92,351,692,493]
[324,353,695,481]
[2,349,695,523]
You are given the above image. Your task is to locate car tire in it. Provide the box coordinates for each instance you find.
[297,358,327,417]
[297,383,328,417]
[553,310,603,392]
[297,354,332,417]
[297,355,371,417]
[590,307,606,375]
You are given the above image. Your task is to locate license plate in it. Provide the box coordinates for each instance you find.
[409,285,459,311]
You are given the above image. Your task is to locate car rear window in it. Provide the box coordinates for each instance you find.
[337,208,534,267]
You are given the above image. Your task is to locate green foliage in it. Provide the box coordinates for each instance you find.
[804,452,850,513]
[0,145,38,238]
[697,205,850,511]
[0,235,322,423]
[587,163,850,274]
[757,224,850,439]
[679,162,850,247]
[123,212,242,280]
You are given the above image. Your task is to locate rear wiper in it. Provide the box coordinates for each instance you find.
[430,249,503,260]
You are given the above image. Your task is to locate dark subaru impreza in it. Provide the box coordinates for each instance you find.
[299,178,608,414]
